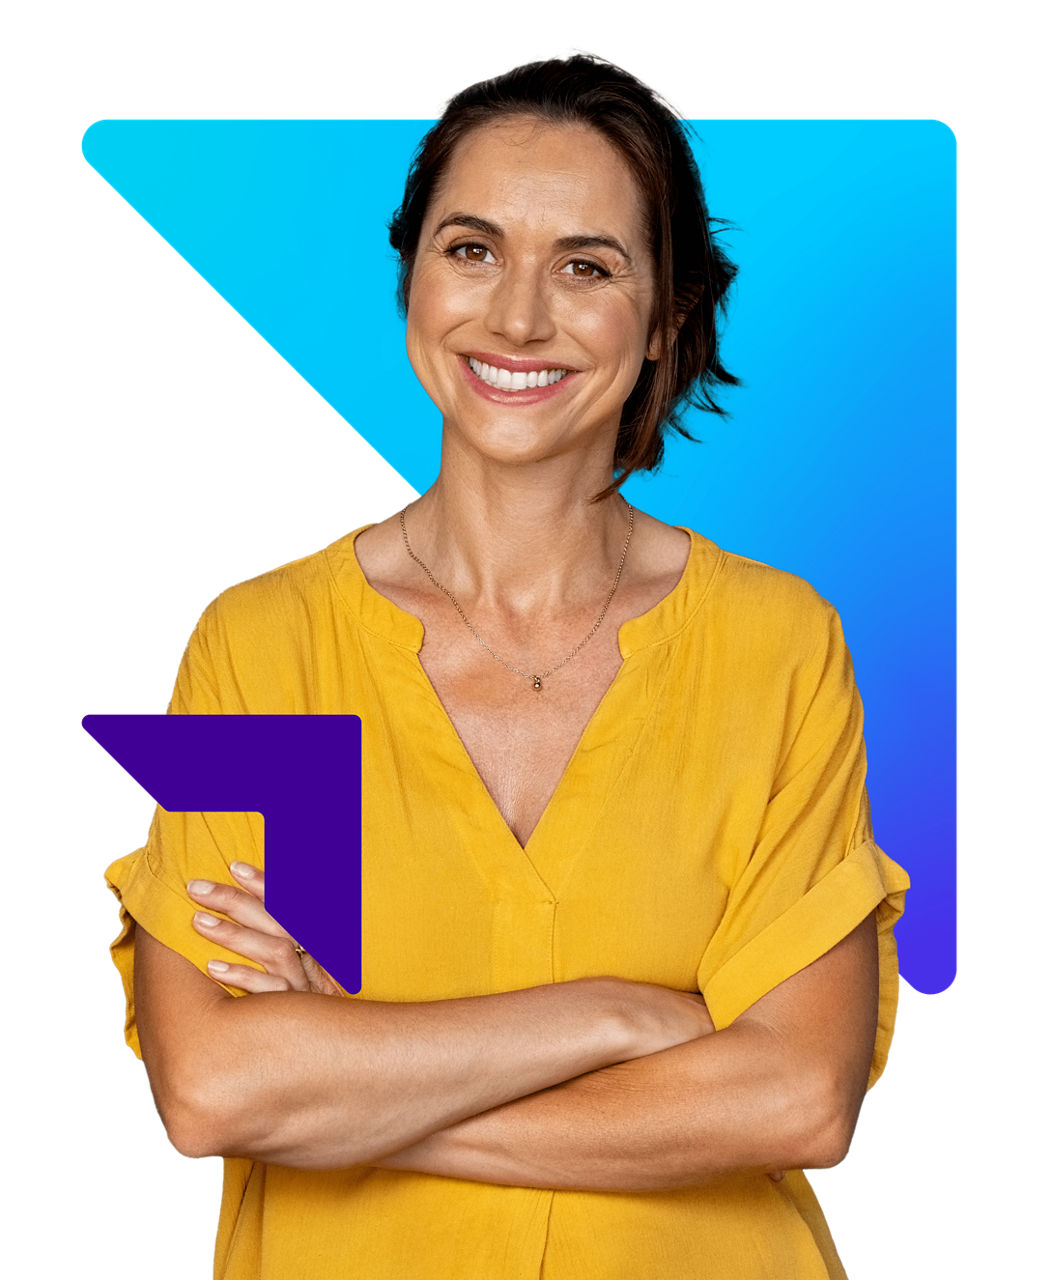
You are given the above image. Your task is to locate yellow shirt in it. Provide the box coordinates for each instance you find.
[106,526,909,1280]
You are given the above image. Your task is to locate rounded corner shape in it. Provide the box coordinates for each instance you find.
[81,119,108,165]
[908,962,956,997]
[928,118,957,151]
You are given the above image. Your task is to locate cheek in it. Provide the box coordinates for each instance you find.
[579,300,655,380]
[406,269,471,367]
[404,282,443,374]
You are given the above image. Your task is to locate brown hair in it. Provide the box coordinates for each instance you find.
[388,55,738,496]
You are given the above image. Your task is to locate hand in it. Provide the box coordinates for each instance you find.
[187,862,342,996]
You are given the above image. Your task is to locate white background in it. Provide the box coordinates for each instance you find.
[3,2,1034,1275]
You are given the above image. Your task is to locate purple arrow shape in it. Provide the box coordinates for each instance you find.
[84,714,362,992]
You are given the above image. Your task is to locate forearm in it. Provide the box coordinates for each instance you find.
[151,983,632,1167]
[380,920,880,1191]
[380,1021,848,1191]
[135,930,702,1170]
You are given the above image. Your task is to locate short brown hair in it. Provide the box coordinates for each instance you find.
[388,54,738,496]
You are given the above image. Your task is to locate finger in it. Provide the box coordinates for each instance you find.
[224,868,333,992]
[206,959,294,994]
[299,952,345,998]
[187,878,286,938]
[767,1170,787,1183]
[192,911,309,992]
[229,861,266,905]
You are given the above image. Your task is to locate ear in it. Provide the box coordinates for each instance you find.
[647,281,704,361]
[645,310,688,362]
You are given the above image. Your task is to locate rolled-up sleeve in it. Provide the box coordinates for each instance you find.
[697,604,909,1087]
[105,604,262,1056]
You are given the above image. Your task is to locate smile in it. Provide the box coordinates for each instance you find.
[466,357,571,393]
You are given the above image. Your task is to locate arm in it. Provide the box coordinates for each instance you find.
[377,914,880,1190]
[133,914,714,1170]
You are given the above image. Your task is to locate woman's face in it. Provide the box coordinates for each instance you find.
[406,116,661,473]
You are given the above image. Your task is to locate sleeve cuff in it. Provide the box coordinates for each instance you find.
[105,845,250,1057]
[700,839,909,1087]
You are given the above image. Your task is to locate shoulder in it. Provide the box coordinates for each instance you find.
[689,536,847,674]
[680,542,862,752]
[170,531,370,713]
[196,530,362,642]
[180,532,368,707]
[714,543,831,612]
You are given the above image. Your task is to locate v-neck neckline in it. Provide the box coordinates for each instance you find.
[328,524,724,877]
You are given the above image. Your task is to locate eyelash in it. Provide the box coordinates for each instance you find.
[448,242,496,265]
[446,242,611,280]
[561,259,610,280]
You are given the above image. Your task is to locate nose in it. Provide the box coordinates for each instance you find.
[483,260,556,348]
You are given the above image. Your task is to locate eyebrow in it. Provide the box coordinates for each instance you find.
[432,213,633,265]
[554,234,633,265]
[432,213,504,239]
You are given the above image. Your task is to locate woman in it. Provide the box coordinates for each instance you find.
[106,55,908,1279]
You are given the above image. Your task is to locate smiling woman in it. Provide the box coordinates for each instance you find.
[104,54,908,1280]
[405,119,660,477]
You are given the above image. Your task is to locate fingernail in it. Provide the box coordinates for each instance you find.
[230,862,256,879]
[194,912,219,928]
[208,960,230,973]
[188,880,214,895]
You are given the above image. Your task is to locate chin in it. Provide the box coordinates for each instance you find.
[470,433,556,468]
[457,422,601,473]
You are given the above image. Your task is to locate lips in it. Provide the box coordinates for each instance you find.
[466,356,570,393]
[457,353,578,406]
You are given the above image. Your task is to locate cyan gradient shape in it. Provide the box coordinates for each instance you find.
[82,119,954,993]
[83,715,363,992]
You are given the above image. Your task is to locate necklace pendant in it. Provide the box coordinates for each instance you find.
[400,499,634,695]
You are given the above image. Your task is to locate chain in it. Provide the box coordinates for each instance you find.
[399,499,635,691]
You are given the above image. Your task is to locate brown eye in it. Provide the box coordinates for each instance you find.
[451,243,496,264]
[563,260,607,280]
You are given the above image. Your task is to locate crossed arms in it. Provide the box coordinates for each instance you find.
[133,867,879,1192]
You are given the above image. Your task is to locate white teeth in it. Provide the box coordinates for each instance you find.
[467,357,569,392]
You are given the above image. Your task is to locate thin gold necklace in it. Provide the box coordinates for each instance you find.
[399,499,635,692]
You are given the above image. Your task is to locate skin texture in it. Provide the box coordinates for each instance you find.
[405,118,661,481]
[136,910,719,1169]
[362,117,692,847]
[375,919,880,1190]
[132,117,882,1188]
[169,868,879,1186]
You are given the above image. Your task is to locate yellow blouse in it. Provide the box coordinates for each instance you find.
[106,526,908,1280]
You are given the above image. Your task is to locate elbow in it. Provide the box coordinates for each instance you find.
[150,1051,254,1159]
[155,1064,376,1169]
[158,1075,238,1159]
[798,1113,855,1171]
[145,1034,303,1162]
[784,1066,862,1170]
[164,1112,220,1160]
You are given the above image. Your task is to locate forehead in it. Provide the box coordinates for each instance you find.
[428,116,649,249]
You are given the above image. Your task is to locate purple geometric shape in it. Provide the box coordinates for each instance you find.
[84,714,362,992]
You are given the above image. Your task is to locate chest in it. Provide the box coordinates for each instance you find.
[252,580,785,999]
[416,611,625,847]
[348,625,766,1001]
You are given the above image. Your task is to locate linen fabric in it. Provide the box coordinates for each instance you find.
[106,526,909,1280]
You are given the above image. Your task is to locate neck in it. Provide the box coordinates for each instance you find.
[403,454,630,614]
